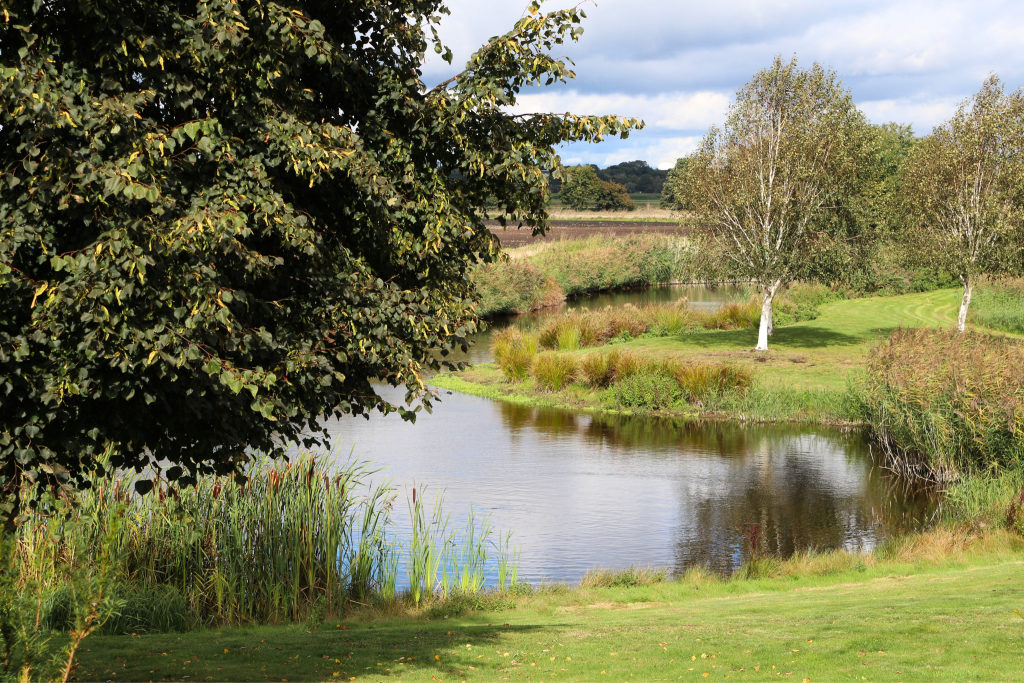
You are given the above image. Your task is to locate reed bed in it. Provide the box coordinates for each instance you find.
[968,277,1024,334]
[862,327,1024,479]
[6,451,523,633]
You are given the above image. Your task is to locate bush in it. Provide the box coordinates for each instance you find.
[491,328,539,382]
[863,327,1024,478]
[614,371,679,411]
[532,353,579,391]
[968,278,1024,334]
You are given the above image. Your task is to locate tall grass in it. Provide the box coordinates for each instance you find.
[533,300,760,351]
[7,449,523,631]
[862,328,1024,479]
[492,327,538,382]
[968,278,1024,334]
[473,234,702,317]
[532,352,579,391]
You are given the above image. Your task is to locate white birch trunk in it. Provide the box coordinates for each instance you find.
[957,277,974,333]
[756,281,781,351]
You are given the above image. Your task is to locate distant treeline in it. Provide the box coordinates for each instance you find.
[549,160,667,195]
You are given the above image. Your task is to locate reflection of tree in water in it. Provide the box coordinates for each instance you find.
[498,401,937,574]
[675,441,938,575]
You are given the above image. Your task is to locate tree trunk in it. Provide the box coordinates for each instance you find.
[957,276,974,333]
[756,281,780,351]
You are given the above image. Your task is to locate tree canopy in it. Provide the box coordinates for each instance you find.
[0,0,640,519]
[899,75,1024,332]
[680,56,869,350]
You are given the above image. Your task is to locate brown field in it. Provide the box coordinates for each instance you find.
[486,219,689,247]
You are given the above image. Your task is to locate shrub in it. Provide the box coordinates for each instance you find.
[491,327,539,382]
[532,353,579,391]
[863,327,1024,478]
[614,371,679,411]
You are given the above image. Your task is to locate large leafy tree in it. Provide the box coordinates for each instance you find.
[0,0,640,523]
[681,56,868,350]
[899,75,1024,332]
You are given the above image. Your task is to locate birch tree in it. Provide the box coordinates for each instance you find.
[899,75,1024,333]
[682,57,867,350]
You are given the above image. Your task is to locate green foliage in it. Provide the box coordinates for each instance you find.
[862,328,1024,478]
[558,164,601,210]
[593,180,636,211]
[472,234,698,317]
[595,160,667,194]
[0,0,641,510]
[899,75,1024,330]
[613,371,679,411]
[660,157,690,210]
[681,55,871,349]
[968,278,1024,334]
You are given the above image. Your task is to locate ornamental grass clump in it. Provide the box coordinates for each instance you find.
[491,327,538,382]
[863,327,1024,479]
[532,352,579,391]
[662,359,753,405]
[580,351,618,388]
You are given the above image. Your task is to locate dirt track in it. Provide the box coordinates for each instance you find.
[485,219,689,248]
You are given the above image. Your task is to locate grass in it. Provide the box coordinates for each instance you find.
[969,277,1024,334]
[434,289,969,424]
[472,234,699,317]
[70,528,1024,682]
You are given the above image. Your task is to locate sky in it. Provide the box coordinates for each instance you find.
[419,0,1024,169]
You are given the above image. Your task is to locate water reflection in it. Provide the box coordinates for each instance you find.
[324,386,936,584]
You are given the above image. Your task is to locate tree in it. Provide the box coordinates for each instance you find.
[593,180,636,211]
[899,75,1024,332]
[559,164,601,210]
[681,56,868,350]
[660,157,690,210]
[0,0,641,523]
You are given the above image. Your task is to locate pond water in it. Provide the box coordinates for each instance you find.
[324,285,937,585]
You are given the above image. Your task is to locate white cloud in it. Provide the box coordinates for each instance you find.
[511,91,730,132]
[423,0,1024,168]
[858,96,963,132]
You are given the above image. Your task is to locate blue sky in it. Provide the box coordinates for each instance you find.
[420,0,1024,169]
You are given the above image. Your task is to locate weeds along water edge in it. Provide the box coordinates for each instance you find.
[4,447,524,636]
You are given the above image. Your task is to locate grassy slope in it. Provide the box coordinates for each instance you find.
[73,548,1024,682]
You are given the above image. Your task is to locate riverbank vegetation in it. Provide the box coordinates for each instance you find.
[67,526,1024,682]
[472,233,698,317]
[436,288,966,423]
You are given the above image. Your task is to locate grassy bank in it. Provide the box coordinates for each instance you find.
[435,289,965,424]
[70,527,1024,682]
[473,234,697,317]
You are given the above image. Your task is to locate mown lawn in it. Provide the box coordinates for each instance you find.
[72,550,1024,682]
[620,288,963,392]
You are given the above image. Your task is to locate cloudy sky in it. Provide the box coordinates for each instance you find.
[420,0,1024,169]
